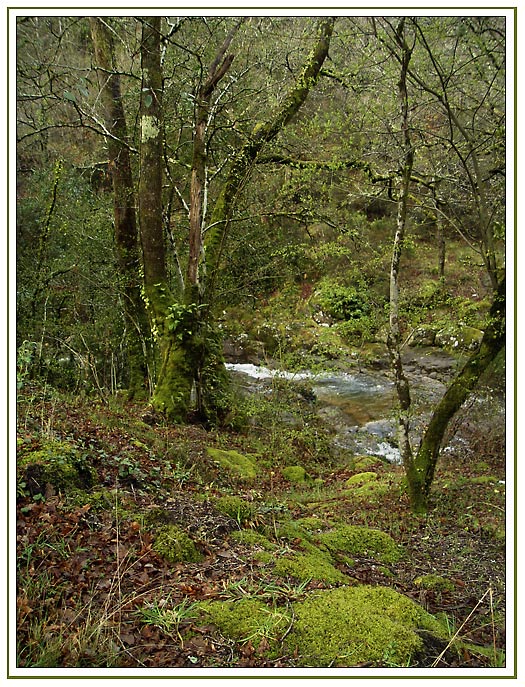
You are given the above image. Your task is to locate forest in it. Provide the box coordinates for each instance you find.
[14,13,509,673]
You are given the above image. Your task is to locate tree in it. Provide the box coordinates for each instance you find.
[89,17,150,397]
[138,16,335,423]
[374,16,506,513]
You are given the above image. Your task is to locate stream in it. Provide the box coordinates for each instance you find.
[225,352,461,464]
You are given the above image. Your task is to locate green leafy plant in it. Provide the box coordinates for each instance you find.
[137,597,199,637]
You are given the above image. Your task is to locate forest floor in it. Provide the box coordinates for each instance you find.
[14,360,507,672]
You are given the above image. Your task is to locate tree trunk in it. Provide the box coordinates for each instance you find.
[140,16,334,423]
[90,17,150,398]
[386,19,415,481]
[409,278,505,513]
[138,17,190,420]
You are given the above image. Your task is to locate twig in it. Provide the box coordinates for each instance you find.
[431,587,492,667]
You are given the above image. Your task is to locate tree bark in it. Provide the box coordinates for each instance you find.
[138,17,191,420]
[386,19,415,482]
[90,17,150,398]
[409,277,506,513]
[138,16,334,423]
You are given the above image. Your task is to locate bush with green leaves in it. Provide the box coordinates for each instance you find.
[314,279,371,322]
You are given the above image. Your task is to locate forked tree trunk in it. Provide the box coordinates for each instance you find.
[139,16,335,423]
[90,17,150,398]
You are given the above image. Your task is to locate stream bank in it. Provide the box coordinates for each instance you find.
[225,344,492,464]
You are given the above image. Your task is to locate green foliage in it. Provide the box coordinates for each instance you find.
[17,164,122,393]
[165,302,207,341]
[17,341,40,389]
[314,279,371,322]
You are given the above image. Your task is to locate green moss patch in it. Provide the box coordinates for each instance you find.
[231,530,275,549]
[294,517,331,532]
[153,525,203,564]
[282,465,308,483]
[285,585,447,667]
[274,549,349,584]
[206,447,258,480]
[345,471,377,487]
[414,574,455,592]
[343,481,391,501]
[197,598,291,649]
[18,440,97,496]
[197,585,447,667]
[317,524,403,564]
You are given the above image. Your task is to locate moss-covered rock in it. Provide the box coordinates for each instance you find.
[345,471,378,487]
[317,524,403,564]
[206,447,258,480]
[285,585,447,667]
[197,598,291,649]
[197,585,447,667]
[435,325,484,352]
[282,465,308,483]
[214,495,256,524]
[342,474,392,501]
[153,524,203,564]
[274,550,349,584]
[18,440,97,496]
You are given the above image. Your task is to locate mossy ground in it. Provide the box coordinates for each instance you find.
[206,447,258,480]
[16,378,506,669]
[152,524,203,564]
[18,439,97,496]
[285,585,448,667]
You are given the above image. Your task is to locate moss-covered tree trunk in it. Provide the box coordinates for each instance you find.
[90,17,150,398]
[137,17,192,421]
[408,278,506,513]
[139,16,335,423]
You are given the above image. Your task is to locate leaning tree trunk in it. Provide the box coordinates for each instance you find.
[408,278,506,513]
[90,17,150,398]
[140,16,335,423]
[189,16,336,422]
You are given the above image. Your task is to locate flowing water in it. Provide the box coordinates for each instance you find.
[226,362,403,462]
